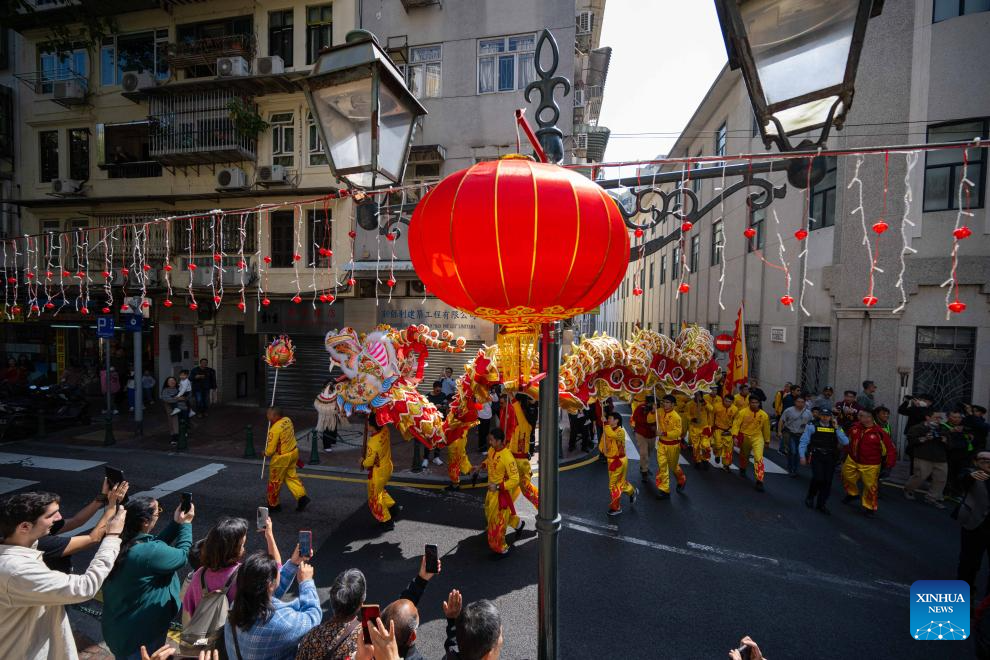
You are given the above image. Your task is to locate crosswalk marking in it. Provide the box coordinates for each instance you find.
[0,477,39,495]
[0,452,105,472]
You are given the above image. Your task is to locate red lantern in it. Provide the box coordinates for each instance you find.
[794,229,808,241]
[408,156,629,385]
[213,295,222,304]
[386,233,396,242]
[164,264,173,272]
[143,264,152,271]
[744,227,756,239]
[163,299,173,308]
[237,301,246,311]
[262,298,271,307]
[291,295,302,304]
[326,294,335,303]
[862,295,878,307]
[632,287,643,296]
[189,302,198,310]
[213,253,222,262]
[348,230,357,239]
[44,302,55,310]
[681,221,693,233]
[953,226,972,240]
[948,300,966,314]
[780,295,794,306]
[872,221,888,235]
[678,282,690,294]
[188,264,197,271]
[386,278,396,288]
[263,256,272,264]
[634,228,643,238]
[80,306,89,315]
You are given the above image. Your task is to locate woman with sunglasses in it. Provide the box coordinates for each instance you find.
[100,495,195,659]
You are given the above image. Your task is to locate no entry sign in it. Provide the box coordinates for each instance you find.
[714,333,733,352]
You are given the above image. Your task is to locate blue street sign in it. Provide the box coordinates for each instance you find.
[123,314,142,333]
[97,316,115,338]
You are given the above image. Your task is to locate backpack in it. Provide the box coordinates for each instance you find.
[177,568,238,658]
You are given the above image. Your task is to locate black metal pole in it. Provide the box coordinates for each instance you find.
[537,322,560,660]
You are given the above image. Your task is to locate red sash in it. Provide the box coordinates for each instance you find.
[497,484,516,515]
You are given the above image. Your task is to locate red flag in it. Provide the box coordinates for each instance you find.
[723,305,748,398]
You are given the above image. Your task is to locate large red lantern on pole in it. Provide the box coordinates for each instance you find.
[409,155,629,385]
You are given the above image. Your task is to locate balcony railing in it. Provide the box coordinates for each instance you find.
[167,34,256,75]
[149,90,257,166]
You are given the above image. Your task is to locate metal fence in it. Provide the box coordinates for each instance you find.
[149,90,256,163]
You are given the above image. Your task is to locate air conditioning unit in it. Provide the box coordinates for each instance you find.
[222,267,257,287]
[51,178,84,195]
[574,133,589,150]
[53,80,86,101]
[217,167,248,190]
[576,11,595,35]
[121,71,156,93]
[257,164,288,185]
[217,56,250,77]
[255,55,284,75]
[573,88,586,108]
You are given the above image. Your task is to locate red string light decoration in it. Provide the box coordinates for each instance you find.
[944,144,975,316]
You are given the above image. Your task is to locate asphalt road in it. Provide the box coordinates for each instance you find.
[0,426,966,660]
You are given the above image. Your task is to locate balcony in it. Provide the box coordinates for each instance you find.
[167,34,256,77]
[149,90,256,166]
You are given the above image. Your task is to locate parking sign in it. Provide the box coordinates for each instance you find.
[97,316,115,338]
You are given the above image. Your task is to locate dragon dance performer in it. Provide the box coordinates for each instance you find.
[603,411,638,515]
[362,416,396,526]
[484,428,523,555]
[654,395,686,500]
[264,407,310,512]
[731,395,772,492]
[504,394,539,508]
[712,393,738,471]
[446,426,473,491]
[686,391,715,470]
[841,409,896,516]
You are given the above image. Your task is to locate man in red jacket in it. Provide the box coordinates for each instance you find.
[842,409,896,515]
[632,397,658,483]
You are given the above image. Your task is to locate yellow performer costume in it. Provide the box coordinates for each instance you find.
[362,427,395,522]
[712,399,738,466]
[447,428,473,486]
[603,424,635,512]
[485,446,521,554]
[508,400,539,508]
[265,415,307,508]
[685,399,714,463]
[655,408,685,494]
[731,406,771,484]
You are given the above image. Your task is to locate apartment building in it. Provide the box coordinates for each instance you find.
[587,0,989,443]
[1,0,611,405]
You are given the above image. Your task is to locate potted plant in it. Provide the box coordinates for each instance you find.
[227,97,269,140]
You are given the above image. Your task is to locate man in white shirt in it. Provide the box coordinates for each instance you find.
[0,491,127,660]
[440,367,457,398]
[778,396,814,477]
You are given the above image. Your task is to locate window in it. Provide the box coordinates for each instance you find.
[306,5,333,65]
[800,326,831,397]
[176,16,252,79]
[923,119,987,211]
[715,122,727,164]
[98,121,162,179]
[745,323,761,379]
[659,254,666,284]
[39,130,58,182]
[914,326,976,412]
[171,211,256,253]
[407,45,441,99]
[477,33,536,94]
[747,208,766,252]
[0,85,12,159]
[649,262,654,288]
[689,235,701,272]
[933,0,990,22]
[671,245,681,278]
[809,156,837,229]
[306,113,327,166]
[269,10,294,66]
[269,211,295,267]
[270,112,295,168]
[39,46,88,94]
[100,30,169,86]
[691,156,702,193]
[712,219,724,265]
[307,209,332,264]
[69,129,89,181]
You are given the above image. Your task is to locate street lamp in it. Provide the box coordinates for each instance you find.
[303,30,427,191]
[716,0,884,184]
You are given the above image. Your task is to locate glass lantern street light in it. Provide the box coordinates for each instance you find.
[303,30,427,190]
[716,0,883,167]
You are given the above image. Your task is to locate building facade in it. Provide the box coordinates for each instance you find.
[586,0,990,444]
[2,0,610,406]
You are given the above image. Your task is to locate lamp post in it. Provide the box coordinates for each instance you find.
[715,0,884,186]
[302,29,427,191]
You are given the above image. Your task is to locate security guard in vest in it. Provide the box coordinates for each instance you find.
[799,407,850,515]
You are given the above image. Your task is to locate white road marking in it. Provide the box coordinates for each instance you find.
[564,520,904,601]
[0,452,105,472]
[62,463,227,537]
[565,514,619,532]
[0,477,39,494]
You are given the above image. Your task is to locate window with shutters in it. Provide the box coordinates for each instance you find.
[270,112,295,168]
[576,11,595,34]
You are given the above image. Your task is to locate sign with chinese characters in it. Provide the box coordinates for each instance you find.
[255,300,345,336]
[376,299,496,343]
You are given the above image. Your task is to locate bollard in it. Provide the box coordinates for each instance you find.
[244,426,256,458]
[309,429,320,465]
[411,441,422,472]
[103,412,115,447]
[177,415,188,451]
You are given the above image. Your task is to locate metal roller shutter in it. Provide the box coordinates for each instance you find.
[417,340,488,394]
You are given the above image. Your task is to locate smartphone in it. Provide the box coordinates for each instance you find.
[104,466,124,488]
[298,530,312,558]
[180,492,192,513]
[361,604,381,645]
[736,646,751,660]
[425,543,439,574]
[256,507,269,531]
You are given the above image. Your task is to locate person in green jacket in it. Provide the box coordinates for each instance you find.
[101,495,194,659]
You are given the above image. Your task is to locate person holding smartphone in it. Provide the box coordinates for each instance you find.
[363,416,396,525]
